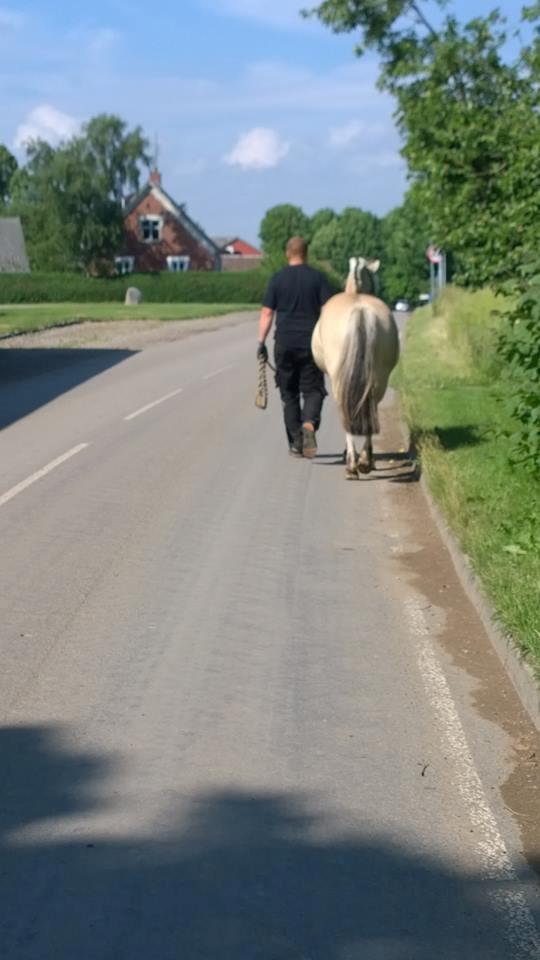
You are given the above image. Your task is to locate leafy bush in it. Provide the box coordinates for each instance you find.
[0,270,267,304]
[442,286,504,381]
[498,262,540,473]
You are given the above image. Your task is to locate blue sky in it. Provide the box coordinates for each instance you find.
[0,0,527,243]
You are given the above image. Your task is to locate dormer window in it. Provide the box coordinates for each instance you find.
[140,215,162,243]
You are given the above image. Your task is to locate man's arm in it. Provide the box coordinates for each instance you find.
[258,307,274,345]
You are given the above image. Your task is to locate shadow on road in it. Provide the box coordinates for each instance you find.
[0,347,137,431]
[314,448,420,483]
[0,724,522,958]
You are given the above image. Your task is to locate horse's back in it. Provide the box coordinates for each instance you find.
[314,292,398,380]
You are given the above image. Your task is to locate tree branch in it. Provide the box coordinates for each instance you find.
[409,1,438,38]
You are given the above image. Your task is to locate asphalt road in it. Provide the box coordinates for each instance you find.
[0,314,539,959]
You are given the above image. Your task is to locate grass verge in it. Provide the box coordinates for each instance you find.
[0,303,257,337]
[397,287,540,674]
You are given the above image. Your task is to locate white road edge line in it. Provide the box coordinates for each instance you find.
[0,443,90,509]
[202,365,233,381]
[405,597,540,959]
[124,387,184,421]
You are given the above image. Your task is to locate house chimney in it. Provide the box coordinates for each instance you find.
[149,168,161,186]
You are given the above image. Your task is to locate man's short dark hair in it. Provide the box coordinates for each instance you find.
[286,236,308,260]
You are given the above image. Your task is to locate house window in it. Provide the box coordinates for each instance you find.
[115,256,134,275]
[140,215,162,243]
[167,255,190,272]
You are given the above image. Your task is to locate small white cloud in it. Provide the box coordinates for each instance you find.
[14,105,79,149]
[0,7,25,30]
[224,127,290,171]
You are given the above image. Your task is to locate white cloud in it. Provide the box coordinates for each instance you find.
[14,105,79,149]
[224,127,290,171]
[0,7,25,30]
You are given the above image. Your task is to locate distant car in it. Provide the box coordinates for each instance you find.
[417,293,431,306]
[393,299,411,312]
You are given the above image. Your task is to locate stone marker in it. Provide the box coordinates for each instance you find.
[125,286,143,305]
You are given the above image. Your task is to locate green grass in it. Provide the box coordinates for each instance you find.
[398,287,540,673]
[0,303,257,337]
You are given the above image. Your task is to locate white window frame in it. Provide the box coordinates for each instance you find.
[140,215,163,243]
[115,256,135,275]
[166,255,191,272]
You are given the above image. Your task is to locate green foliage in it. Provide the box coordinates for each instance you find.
[9,114,149,274]
[307,2,540,287]
[0,270,268,304]
[398,292,540,668]
[310,218,340,268]
[309,207,382,276]
[498,262,540,472]
[381,187,431,303]
[0,145,17,205]
[259,204,312,255]
[309,207,337,236]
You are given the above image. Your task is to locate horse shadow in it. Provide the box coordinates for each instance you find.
[314,448,420,482]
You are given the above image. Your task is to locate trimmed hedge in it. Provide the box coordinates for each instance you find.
[0,271,267,304]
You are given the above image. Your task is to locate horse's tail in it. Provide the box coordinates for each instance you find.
[334,306,380,435]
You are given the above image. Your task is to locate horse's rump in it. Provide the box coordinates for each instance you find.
[334,306,380,436]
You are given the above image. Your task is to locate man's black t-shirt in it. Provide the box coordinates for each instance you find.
[263,264,333,349]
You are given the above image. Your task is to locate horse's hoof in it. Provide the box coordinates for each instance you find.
[345,468,359,480]
[357,461,373,475]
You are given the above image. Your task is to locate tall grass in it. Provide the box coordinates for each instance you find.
[398,286,540,673]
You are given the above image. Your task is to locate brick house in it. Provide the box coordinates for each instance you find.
[116,170,221,275]
[213,236,263,273]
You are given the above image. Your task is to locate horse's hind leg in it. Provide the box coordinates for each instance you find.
[357,435,374,474]
[345,433,359,478]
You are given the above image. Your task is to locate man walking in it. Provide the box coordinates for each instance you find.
[257,236,333,458]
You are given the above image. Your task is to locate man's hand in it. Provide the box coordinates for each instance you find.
[257,341,268,362]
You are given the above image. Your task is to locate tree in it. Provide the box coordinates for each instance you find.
[310,217,340,267]
[381,187,431,303]
[10,114,150,272]
[307,2,540,287]
[310,207,337,236]
[0,145,17,206]
[259,204,311,255]
[82,115,150,204]
[310,207,382,276]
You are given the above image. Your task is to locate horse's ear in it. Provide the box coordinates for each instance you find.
[368,259,381,273]
[349,257,357,273]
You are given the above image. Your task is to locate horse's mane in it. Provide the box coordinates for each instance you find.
[345,259,378,296]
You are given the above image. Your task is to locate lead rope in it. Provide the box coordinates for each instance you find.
[255,355,269,410]
[255,355,276,410]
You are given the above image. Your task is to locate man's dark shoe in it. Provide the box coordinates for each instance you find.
[302,422,317,459]
[289,444,303,458]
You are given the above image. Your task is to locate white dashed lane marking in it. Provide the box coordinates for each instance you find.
[202,365,233,381]
[124,387,184,421]
[0,444,90,509]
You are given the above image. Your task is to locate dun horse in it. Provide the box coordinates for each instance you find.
[311,257,399,478]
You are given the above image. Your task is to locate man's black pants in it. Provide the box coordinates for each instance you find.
[274,343,326,447]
